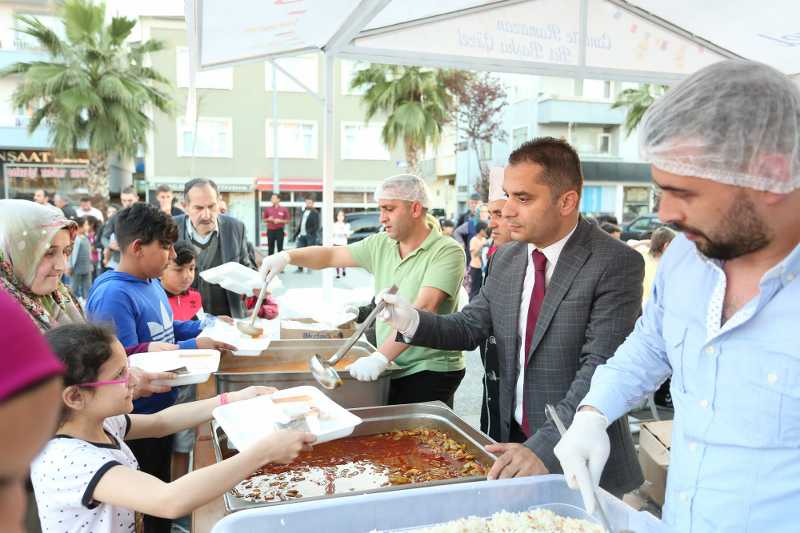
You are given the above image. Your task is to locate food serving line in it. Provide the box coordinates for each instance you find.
[142,280,663,532]
[179,342,665,532]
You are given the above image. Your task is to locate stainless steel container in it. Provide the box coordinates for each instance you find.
[214,339,399,408]
[212,402,497,513]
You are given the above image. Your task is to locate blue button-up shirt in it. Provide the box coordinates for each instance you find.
[582,234,800,533]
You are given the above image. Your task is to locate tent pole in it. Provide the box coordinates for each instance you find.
[321,52,335,292]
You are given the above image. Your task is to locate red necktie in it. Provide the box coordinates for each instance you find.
[522,249,547,437]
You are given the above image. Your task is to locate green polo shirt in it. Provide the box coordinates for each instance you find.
[348,227,465,378]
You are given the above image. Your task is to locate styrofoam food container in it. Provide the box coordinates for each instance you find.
[128,349,220,386]
[199,261,283,295]
[201,318,272,356]
[213,386,362,451]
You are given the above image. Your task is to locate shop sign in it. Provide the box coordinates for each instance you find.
[4,164,89,180]
[0,149,88,165]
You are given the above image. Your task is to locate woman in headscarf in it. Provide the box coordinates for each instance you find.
[0,200,176,397]
[0,199,85,331]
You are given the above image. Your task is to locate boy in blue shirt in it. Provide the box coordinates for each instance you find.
[87,203,234,533]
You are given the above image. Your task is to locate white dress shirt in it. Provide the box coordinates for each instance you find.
[514,223,578,426]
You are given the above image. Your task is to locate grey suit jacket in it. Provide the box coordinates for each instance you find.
[410,217,645,495]
[174,214,254,318]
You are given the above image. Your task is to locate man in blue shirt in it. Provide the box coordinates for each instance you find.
[554,60,800,532]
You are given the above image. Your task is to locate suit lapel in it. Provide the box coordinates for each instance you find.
[505,244,528,376]
[528,220,591,358]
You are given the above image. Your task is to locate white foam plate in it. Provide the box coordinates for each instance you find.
[213,386,362,451]
[201,318,273,356]
[199,262,284,295]
[128,349,220,386]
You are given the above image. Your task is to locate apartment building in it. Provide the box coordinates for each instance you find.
[452,73,656,224]
[141,17,405,244]
[0,3,94,202]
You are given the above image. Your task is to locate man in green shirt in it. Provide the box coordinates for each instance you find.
[260,174,466,406]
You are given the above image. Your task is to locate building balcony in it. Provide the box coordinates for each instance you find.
[0,48,47,70]
[537,98,625,126]
[0,124,52,149]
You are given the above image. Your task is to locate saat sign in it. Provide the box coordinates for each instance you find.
[0,149,88,165]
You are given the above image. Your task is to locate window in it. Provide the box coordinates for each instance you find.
[341,122,390,160]
[340,59,369,95]
[265,120,318,159]
[176,47,233,90]
[177,117,233,158]
[582,79,612,100]
[597,133,611,154]
[265,54,318,93]
[511,126,528,149]
[479,141,492,161]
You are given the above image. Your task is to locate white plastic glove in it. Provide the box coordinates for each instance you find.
[259,251,290,283]
[376,290,419,338]
[553,409,611,514]
[346,352,390,381]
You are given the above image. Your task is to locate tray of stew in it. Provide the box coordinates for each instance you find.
[211,402,496,512]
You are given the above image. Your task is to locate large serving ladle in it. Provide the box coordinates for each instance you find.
[309,285,399,389]
[236,271,277,337]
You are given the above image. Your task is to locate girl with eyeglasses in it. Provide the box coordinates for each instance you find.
[31,323,315,533]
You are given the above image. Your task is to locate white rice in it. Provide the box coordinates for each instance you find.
[374,509,604,533]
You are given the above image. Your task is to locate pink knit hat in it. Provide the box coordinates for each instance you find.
[0,288,64,402]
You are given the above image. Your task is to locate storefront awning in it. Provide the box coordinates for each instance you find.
[255,177,322,191]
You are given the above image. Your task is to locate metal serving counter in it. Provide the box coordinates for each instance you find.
[214,339,399,408]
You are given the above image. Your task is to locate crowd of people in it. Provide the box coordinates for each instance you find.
[2,59,799,533]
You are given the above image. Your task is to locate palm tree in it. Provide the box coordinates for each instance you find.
[611,83,668,138]
[0,0,172,201]
[351,64,455,172]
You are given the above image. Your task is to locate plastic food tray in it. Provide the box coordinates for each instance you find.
[201,318,273,356]
[212,386,362,451]
[210,476,668,533]
[128,349,220,386]
[199,262,283,295]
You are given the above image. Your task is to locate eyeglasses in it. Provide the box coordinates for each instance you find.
[78,367,131,388]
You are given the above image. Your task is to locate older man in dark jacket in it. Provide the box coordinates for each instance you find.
[175,178,254,318]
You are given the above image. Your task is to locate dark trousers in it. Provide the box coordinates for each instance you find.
[128,435,174,533]
[267,228,285,256]
[294,235,317,271]
[479,345,502,441]
[388,369,466,408]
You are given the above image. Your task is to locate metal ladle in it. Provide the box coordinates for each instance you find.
[309,285,399,389]
[545,404,632,533]
[236,272,276,337]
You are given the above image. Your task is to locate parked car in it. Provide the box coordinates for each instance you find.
[345,211,382,244]
[620,214,664,241]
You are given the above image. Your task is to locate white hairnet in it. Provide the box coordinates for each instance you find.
[488,166,506,202]
[375,174,431,208]
[640,60,800,194]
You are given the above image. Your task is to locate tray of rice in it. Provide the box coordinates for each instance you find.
[210,476,668,533]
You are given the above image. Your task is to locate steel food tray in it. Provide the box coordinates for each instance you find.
[212,402,497,513]
[214,339,399,408]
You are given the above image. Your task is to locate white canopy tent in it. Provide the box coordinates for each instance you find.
[184,0,800,248]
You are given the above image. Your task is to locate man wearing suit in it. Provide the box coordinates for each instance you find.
[378,137,645,497]
[175,178,254,318]
[479,167,514,441]
[293,196,320,273]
